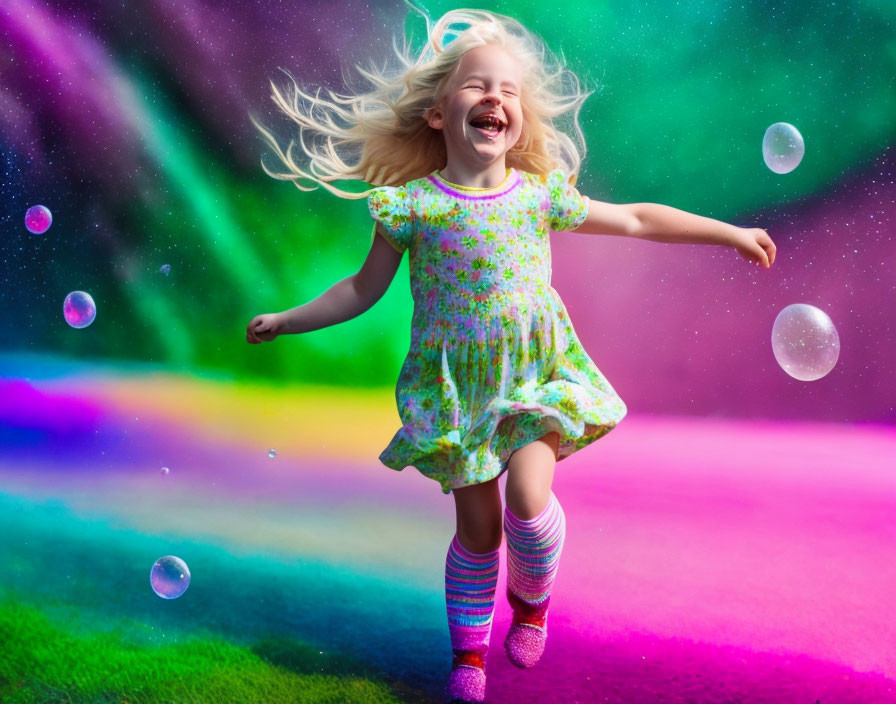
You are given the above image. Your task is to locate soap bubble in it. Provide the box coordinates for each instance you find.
[63,291,96,329]
[159,264,171,276]
[771,304,840,381]
[150,555,191,599]
[25,205,53,234]
[160,466,170,476]
[763,123,804,174]
[268,449,277,459]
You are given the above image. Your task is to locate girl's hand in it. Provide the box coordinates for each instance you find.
[732,227,776,269]
[246,313,282,344]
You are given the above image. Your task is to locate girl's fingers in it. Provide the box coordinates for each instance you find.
[758,230,776,265]
[246,315,279,343]
[744,247,768,268]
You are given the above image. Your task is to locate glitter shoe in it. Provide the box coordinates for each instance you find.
[446,651,486,703]
[504,589,549,669]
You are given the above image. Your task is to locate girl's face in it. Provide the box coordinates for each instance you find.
[427,44,524,172]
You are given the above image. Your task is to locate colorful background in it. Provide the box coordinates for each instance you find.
[1,1,894,702]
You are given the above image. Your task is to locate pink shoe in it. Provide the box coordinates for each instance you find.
[446,651,486,703]
[504,589,549,669]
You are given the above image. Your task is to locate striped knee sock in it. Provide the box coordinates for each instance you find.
[445,535,499,659]
[504,492,566,612]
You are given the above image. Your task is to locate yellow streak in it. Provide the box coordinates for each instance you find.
[49,374,400,461]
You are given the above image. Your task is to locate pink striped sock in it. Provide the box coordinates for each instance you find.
[504,492,566,608]
[445,535,500,657]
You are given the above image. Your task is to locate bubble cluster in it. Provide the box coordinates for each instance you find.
[762,122,804,174]
[771,304,840,381]
[25,205,53,234]
[63,291,96,329]
[150,555,191,599]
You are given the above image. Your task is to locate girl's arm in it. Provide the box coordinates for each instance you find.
[570,199,777,268]
[246,226,402,343]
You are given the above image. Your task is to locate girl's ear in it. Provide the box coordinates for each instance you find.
[425,105,445,130]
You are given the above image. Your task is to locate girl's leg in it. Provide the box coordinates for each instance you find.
[504,431,558,519]
[503,431,565,669]
[445,476,502,703]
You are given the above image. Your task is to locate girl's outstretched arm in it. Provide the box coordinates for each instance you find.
[246,226,402,344]
[570,199,776,269]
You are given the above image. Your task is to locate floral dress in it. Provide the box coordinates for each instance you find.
[367,167,627,494]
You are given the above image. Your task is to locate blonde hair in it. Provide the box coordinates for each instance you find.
[251,6,592,199]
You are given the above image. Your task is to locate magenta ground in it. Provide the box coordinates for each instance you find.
[483,416,896,702]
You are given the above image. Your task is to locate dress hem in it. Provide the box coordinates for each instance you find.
[379,407,626,494]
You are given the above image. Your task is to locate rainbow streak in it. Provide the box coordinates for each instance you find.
[1,369,895,700]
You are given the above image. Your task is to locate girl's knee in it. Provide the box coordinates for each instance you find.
[453,478,503,553]
[456,524,503,554]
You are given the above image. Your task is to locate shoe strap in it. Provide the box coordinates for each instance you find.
[452,650,485,671]
[507,588,549,627]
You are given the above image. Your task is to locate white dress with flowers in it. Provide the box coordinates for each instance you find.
[367,167,627,494]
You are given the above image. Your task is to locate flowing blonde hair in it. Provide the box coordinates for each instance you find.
[251,5,592,199]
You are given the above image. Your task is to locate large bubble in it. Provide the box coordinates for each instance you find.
[771,304,840,381]
[63,291,96,329]
[763,122,804,174]
[150,555,191,599]
[25,205,53,234]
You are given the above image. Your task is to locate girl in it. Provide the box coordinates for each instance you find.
[246,8,776,703]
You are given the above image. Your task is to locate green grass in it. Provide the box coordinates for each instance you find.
[0,600,412,704]
[0,492,445,702]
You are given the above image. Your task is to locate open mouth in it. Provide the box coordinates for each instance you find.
[468,114,506,140]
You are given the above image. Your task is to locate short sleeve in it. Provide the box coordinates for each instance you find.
[367,186,414,253]
[545,169,590,232]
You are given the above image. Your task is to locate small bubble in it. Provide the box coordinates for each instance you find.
[268,449,277,459]
[25,205,52,234]
[63,291,96,328]
[159,264,171,276]
[160,466,170,476]
[150,556,191,599]
[762,122,804,174]
[771,303,840,381]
